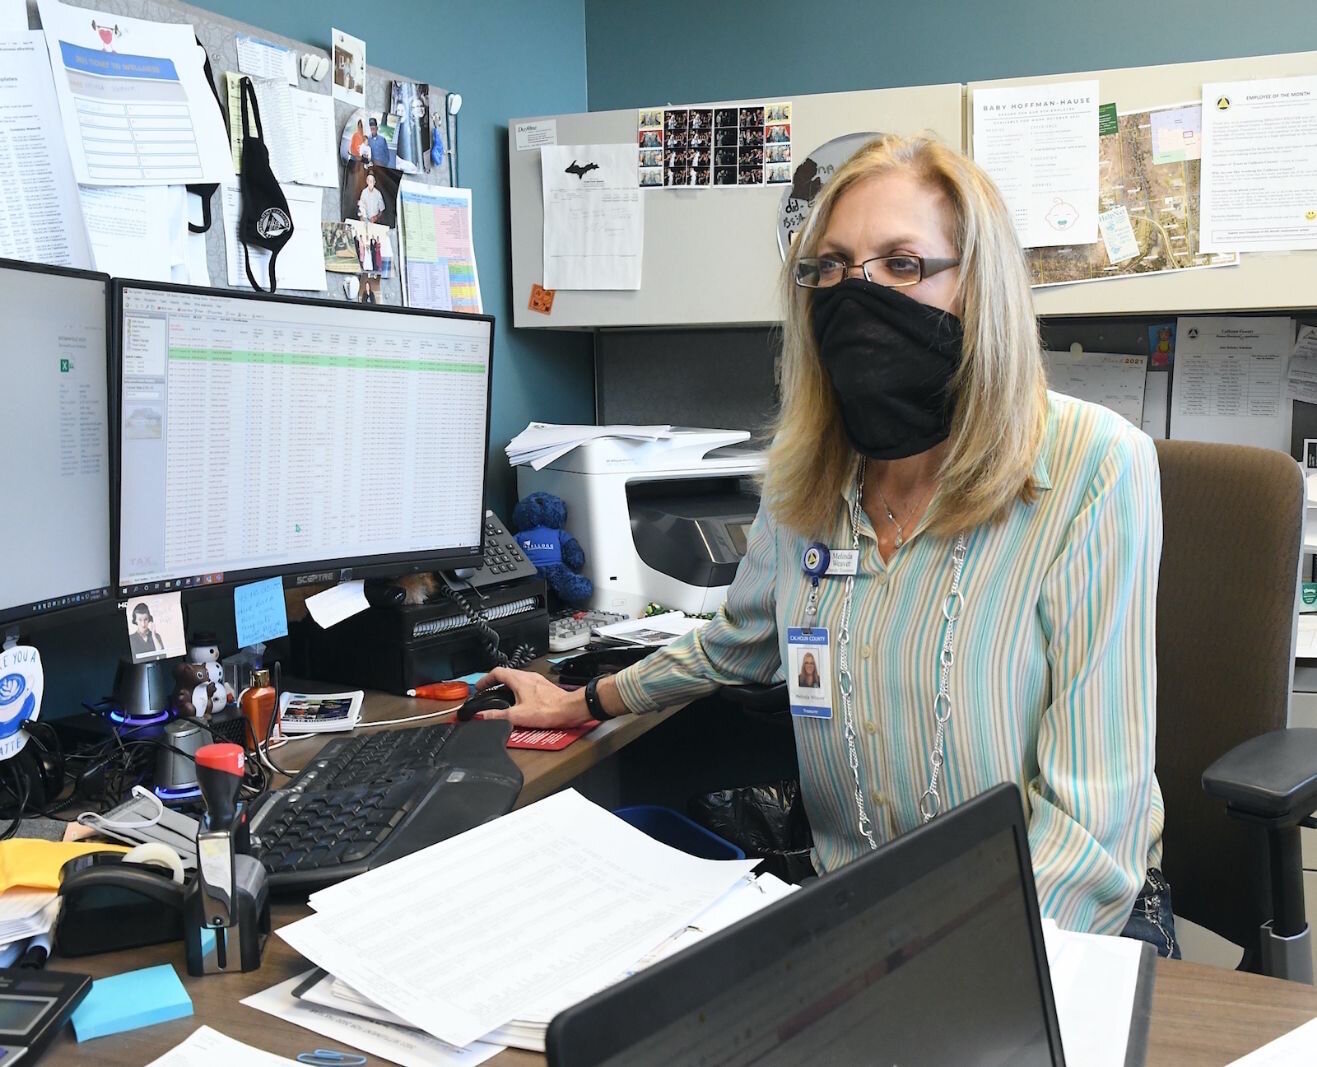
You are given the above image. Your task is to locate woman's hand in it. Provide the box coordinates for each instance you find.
[474,667,592,730]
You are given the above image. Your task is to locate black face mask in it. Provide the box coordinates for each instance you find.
[238,77,294,292]
[810,277,964,461]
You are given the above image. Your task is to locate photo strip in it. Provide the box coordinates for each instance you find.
[639,101,790,189]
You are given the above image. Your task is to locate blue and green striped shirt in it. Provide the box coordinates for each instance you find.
[615,392,1164,934]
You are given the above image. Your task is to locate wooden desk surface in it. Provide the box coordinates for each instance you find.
[35,688,1317,1065]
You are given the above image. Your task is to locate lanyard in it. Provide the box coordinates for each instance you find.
[830,462,970,850]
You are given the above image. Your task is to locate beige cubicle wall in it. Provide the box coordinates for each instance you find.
[508,84,964,329]
[969,50,1317,318]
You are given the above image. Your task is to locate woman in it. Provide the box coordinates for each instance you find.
[797,651,821,689]
[483,135,1171,954]
[349,119,365,161]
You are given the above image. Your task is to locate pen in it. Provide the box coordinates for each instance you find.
[19,932,52,970]
[405,681,471,700]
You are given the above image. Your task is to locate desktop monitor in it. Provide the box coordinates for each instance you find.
[113,282,494,597]
[0,261,113,627]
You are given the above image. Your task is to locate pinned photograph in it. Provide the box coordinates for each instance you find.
[357,273,382,305]
[766,102,791,123]
[124,592,186,664]
[739,127,764,148]
[322,221,360,274]
[638,129,663,149]
[342,161,401,228]
[715,147,737,168]
[331,28,366,107]
[690,109,712,131]
[339,110,395,168]
[639,149,663,168]
[664,109,688,131]
[714,166,736,186]
[694,167,711,186]
[737,166,762,185]
[346,219,393,276]
[639,168,663,187]
[390,81,435,174]
[638,109,663,130]
[766,144,791,163]
[767,163,792,184]
[739,106,764,128]
[714,109,738,128]
[766,123,791,144]
[716,127,739,148]
[738,146,763,168]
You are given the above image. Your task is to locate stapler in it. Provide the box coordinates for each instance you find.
[184,743,270,975]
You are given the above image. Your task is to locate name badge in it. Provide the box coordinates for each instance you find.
[786,627,833,719]
[826,550,858,576]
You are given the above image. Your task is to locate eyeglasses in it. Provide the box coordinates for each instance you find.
[793,254,960,289]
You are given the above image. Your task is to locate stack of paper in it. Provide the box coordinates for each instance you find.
[505,422,674,469]
[246,790,764,1059]
[0,889,60,966]
[592,611,708,648]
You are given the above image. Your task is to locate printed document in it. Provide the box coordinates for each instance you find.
[973,81,1099,248]
[78,184,176,280]
[1044,352,1148,426]
[540,144,643,289]
[38,0,232,186]
[221,180,327,292]
[280,789,756,1049]
[0,31,92,268]
[399,181,482,314]
[235,34,297,86]
[1227,1017,1317,1065]
[145,1025,299,1066]
[243,972,504,1067]
[225,73,336,187]
[1170,316,1294,450]
[1200,76,1317,253]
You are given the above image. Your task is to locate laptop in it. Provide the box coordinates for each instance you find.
[547,783,1152,1067]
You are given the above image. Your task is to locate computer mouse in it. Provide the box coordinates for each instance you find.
[456,684,514,722]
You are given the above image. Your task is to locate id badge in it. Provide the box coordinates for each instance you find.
[786,627,833,719]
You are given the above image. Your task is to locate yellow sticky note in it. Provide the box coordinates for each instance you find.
[0,840,128,891]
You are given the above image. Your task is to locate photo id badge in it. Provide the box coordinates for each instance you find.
[787,627,833,719]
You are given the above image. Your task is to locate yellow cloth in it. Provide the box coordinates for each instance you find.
[0,840,128,891]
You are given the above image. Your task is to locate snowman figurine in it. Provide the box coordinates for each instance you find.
[184,632,234,716]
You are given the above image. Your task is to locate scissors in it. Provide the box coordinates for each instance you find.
[297,1051,367,1066]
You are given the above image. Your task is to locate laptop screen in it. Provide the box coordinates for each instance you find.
[579,823,1055,1066]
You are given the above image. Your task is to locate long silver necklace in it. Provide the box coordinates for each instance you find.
[836,461,969,852]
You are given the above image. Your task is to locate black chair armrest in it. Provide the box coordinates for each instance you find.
[717,682,789,716]
[1202,727,1317,825]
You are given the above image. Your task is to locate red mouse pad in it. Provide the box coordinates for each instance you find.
[504,721,601,750]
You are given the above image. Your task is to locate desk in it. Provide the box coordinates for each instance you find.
[36,689,1317,1065]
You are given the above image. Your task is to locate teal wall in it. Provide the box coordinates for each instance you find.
[207,0,594,512]
[584,0,1317,109]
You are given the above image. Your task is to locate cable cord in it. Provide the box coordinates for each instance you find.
[437,582,534,669]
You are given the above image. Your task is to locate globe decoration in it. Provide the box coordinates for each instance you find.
[777,132,882,260]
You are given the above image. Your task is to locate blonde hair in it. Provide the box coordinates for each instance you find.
[764,134,1048,539]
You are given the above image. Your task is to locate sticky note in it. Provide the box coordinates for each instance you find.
[234,576,289,649]
[71,964,192,1041]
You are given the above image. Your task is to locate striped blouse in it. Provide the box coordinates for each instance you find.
[615,392,1165,935]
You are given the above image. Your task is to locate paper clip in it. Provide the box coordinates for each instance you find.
[297,1051,367,1066]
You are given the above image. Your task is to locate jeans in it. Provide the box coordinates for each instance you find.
[1120,867,1181,959]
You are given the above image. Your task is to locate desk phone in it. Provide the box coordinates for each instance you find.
[463,511,539,590]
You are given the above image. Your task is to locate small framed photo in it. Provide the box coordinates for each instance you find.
[1304,438,1317,470]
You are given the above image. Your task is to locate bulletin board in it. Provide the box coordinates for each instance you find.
[25,0,456,306]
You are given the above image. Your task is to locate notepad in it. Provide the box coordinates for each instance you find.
[71,964,193,1041]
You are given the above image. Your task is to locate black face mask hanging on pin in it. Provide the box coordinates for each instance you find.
[237,76,294,293]
[810,278,965,461]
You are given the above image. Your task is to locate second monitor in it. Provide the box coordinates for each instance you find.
[114,282,494,597]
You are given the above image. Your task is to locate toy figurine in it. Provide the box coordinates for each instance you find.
[511,492,593,606]
[172,633,234,717]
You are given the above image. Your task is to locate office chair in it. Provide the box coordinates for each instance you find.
[1154,439,1315,982]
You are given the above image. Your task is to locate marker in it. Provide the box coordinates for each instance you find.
[19,932,52,970]
[405,681,472,701]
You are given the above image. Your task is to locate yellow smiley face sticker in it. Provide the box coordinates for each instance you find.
[1307,210,1317,222]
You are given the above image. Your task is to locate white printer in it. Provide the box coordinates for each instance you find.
[517,429,764,617]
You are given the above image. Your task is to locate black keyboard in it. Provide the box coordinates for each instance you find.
[249,719,522,894]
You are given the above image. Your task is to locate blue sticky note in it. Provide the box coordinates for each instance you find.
[234,576,288,649]
[71,963,192,1041]
[456,671,487,686]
